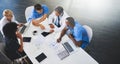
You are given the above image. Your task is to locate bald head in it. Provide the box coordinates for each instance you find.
[66,17,75,27]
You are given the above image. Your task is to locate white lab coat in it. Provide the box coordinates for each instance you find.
[0,16,18,35]
[48,11,69,32]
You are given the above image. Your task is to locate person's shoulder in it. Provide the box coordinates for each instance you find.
[74,21,83,29]
[32,8,36,13]
[75,21,81,26]
[42,4,48,8]
[0,17,7,22]
[50,11,56,15]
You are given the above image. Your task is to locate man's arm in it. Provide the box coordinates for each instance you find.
[32,14,47,26]
[38,14,47,23]
[16,32,23,52]
[68,34,82,47]
[57,27,68,42]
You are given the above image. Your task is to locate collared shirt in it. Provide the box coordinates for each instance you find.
[0,16,18,35]
[28,4,49,22]
[67,21,89,49]
[48,11,69,32]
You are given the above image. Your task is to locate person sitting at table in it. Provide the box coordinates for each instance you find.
[48,6,69,33]
[28,4,49,30]
[0,9,23,36]
[57,17,89,49]
[2,22,26,62]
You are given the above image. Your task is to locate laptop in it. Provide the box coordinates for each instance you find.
[62,42,74,53]
[19,25,27,34]
[57,42,74,60]
[19,21,31,34]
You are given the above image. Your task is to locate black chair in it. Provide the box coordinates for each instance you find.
[0,43,13,64]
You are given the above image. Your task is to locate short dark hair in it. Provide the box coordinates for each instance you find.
[55,6,64,14]
[34,4,42,10]
[3,22,18,38]
[66,17,75,26]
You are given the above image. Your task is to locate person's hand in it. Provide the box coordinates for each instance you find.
[18,45,23,52]
[49,24,54,29]
[39,24,45,30]
[16,32,22,40]
[32,20,40,26]
[57,38,61,43]
[50,29,54,33]
[18,23,24,27]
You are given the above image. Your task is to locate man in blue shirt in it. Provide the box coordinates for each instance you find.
[57,17,89,49]
[28,4,49,30]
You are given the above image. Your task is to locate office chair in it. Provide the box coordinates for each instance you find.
[0,43,28,64]
[83,25,93,42]
[25,6,34,22]
[0,43,12,64]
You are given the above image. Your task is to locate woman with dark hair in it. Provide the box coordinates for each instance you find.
[2,22,26,61]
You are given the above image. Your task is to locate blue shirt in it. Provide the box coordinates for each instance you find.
[28,4,49,22]
[67,22,89,49]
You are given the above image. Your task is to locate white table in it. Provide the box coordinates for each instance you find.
[22,18,99,64]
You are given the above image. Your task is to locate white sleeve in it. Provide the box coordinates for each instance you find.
[54,20,66,32]
[48,11,55,24]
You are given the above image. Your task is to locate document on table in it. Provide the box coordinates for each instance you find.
[49,42,69,60]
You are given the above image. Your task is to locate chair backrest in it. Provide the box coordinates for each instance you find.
[83,25,93,42]
[25,6,34,22]
[0,43,12,63]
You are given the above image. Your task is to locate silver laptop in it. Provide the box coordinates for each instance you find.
[62,42,74,53]
[57,42,74,60]
[19,21,31,34]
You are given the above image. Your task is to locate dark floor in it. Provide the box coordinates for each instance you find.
[0,0,120,64]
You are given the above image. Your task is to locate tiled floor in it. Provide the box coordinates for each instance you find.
[0,0,120,64]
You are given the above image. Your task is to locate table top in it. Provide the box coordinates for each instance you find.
[22,18,98,64]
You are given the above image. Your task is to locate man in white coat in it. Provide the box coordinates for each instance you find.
[48,6,69,33]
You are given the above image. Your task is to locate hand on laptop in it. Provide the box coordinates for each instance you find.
[18,23,24,27]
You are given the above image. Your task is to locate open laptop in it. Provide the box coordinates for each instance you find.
[57,42,74,60]
[62,42,74,53]
[19,21,31,34]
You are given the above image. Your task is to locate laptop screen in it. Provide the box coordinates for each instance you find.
[20,25,27,34]
[63,42,74,53]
